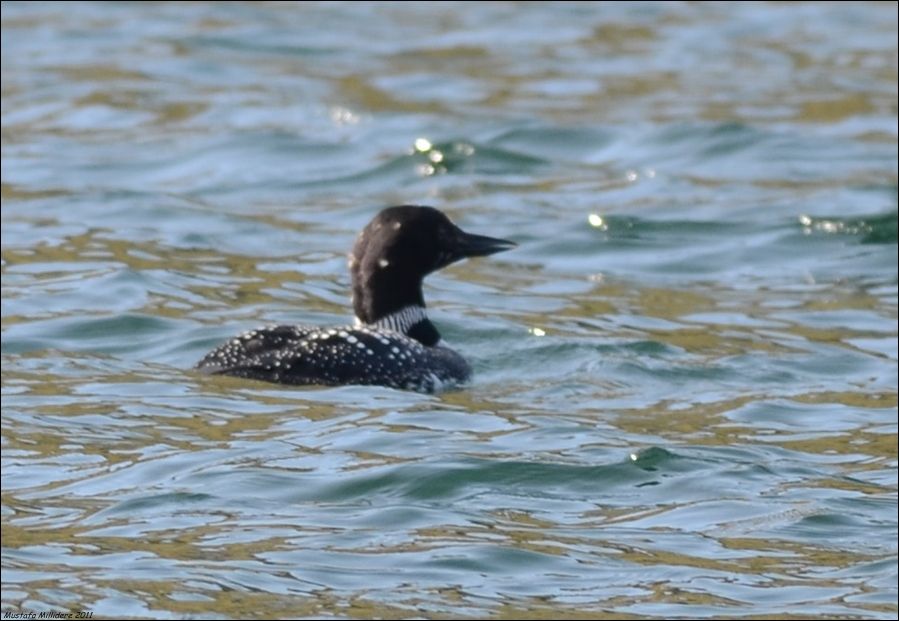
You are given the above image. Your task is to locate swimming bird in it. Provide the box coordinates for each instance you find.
[196,205,515,392]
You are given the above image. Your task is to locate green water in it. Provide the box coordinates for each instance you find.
[2,2,897,619]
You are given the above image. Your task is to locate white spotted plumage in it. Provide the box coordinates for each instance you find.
[196,309,469,393]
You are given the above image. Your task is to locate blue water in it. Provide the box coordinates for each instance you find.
[2,2,897,619]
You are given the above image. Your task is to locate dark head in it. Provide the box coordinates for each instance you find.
[349,206,515,343]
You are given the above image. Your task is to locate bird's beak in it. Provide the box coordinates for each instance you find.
[454,229,517,258]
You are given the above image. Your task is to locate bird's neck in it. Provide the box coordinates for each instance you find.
[352,273,441,346]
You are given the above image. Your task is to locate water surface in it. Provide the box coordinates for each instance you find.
[2,2,897,619]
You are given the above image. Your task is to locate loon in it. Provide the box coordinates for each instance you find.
[196,205,516,392]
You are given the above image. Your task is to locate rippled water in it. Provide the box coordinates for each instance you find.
[2,2,897,619]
